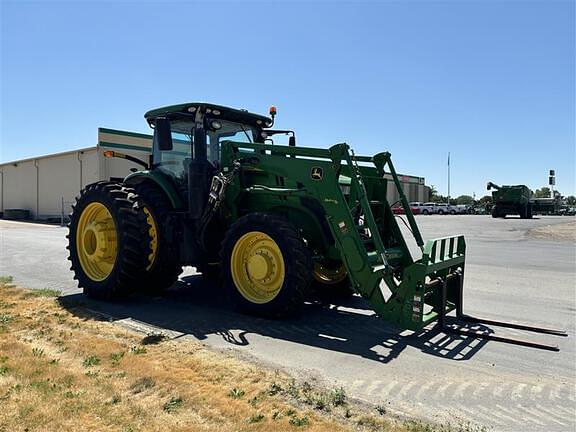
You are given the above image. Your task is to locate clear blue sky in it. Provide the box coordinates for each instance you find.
[1,0,574,198]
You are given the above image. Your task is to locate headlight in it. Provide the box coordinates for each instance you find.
[210,120,222,130]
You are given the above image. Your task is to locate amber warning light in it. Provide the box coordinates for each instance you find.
[269,106,277,117]
[103,151,115,158]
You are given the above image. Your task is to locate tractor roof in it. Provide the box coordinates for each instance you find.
[144,102,273,128]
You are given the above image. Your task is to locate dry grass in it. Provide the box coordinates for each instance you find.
[527,220,576,242]
[0,279,481,432]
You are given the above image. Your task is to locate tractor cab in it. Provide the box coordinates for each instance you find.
[145,102,272,170]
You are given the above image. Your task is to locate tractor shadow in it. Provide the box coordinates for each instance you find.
[59,274,490,364]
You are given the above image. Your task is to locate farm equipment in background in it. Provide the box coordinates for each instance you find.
[67,103,566,351]
[487,182,533,219]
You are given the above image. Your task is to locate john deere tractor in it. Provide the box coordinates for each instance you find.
[67,103,565,349]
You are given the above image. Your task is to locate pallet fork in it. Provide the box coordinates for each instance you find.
[437,270,567,351]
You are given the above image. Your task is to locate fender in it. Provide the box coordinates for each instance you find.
[124,170,184,209]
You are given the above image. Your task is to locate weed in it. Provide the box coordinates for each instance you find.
[85,370,99,378]
[129,346,147,355]
[109,351,125,365]
[0,366,9,376]
[32,347,44,357]
[83,355,100,367]
[82,356,100,367]
[110,394,122,405]
[286,409,296,417]
[130,377,155,394]
[0,313,13,324]
[272,410,281,420]
[228,388,245,399]
[24,289,60,298]
[0,355,7,363]
[268,382,282,396]
[287,380,299,398]
[163,397,183,413]
[248,396,259,407]
[376,405,387,415]
[63,390,77,398]
[289,416,309,427]
[0,276,14,284]
[247,413,265,423]
[329,386,347,406]
[311,394,328,411]
[49,359,60,365]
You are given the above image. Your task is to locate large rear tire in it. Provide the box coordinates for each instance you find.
[133,183,182,294]
[221,213,312,318]
[67,182,151,300]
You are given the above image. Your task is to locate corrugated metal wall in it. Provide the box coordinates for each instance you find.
[0,128,153,220]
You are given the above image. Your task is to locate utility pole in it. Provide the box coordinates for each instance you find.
[447,152,451,204]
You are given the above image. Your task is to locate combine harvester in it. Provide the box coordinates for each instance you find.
[488,182,562,218]
[67,103,567,351]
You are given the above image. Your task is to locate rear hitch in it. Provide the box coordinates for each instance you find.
[438,271,568,352]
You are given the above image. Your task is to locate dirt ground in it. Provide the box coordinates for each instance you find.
[0,280,482,432]
[527,219,576,242]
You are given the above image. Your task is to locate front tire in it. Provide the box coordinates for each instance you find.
[67,182,151,300]
[221,213,312,318]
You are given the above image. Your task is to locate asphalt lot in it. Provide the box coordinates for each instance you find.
[1,215,575,431]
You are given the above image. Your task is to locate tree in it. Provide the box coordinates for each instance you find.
[455,195,474,205]
[478,195,492,205]
[566,195,576,206]
[534,187,551,198]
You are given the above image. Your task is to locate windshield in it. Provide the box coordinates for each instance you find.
[153,118,258,180]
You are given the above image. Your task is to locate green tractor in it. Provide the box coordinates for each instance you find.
[67,103,565,349]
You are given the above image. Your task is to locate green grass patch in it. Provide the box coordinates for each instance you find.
[247,413,265,423]
[228,388,245,399]
[129,345,147,355]
[0,276,14,285]
[163,397,183,413]
[0,313,13,324]
[83,355,101,367]
[289,416,309,427]
[24,288,60,298]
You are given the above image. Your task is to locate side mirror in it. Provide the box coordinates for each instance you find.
[155,117,173,151]
[288,136,296,147]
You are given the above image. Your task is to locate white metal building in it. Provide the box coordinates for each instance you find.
[0,128,430,220]
[0,128,152,220]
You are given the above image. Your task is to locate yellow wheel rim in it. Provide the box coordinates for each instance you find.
[230,231,285,304]
[313,262,347,285]
[76,202,117,281]
[143,207,158,271]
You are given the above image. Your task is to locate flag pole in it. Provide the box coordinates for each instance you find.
[447,152,451,204]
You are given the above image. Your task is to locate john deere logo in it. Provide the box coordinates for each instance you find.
[311,167,323,180]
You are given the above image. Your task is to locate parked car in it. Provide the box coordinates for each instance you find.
[454,204,472,214]
[410,202,437,215]
[392,203,422,215]
[423,202,439,215]
[435,203,457,215]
